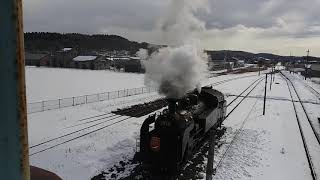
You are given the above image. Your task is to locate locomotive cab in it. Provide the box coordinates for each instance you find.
[140,100,194,175]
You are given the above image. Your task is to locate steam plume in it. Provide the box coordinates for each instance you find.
[136,48,148,60]
[144,0,209,98]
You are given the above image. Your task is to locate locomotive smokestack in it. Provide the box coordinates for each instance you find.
[167,98,177,115]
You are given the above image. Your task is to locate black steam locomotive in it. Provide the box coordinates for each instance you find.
[135,86,226,176]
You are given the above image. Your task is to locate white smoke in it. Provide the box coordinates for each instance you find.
[158,0,208,45]
[144,0,209,98]
[144,44,207,98]
[136,48,148,60]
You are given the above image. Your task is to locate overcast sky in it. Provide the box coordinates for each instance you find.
[23,0,320,56]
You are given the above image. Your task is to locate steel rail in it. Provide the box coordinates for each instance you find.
[225,78,264,119]
[226,77,263,107]
[282,72,320,146]
[281,73,317,180]
[212,77,264,172]
[29,114,122,149]
[29,116,133,156]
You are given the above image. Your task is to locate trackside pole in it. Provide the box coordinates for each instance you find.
[269,71,272,90]
[263,73,267,115]
[0,0,30,179]
[206,129,216,180]
[273,68,275,82]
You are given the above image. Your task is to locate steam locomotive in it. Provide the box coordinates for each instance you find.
[135,86,226,176]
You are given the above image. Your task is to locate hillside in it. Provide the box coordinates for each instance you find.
[24,32,320,62]
[206,50,320,62]
[24,32,149,55]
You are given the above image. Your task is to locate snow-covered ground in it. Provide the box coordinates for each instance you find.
[211,72,320,180]
[27,67,320,180]
[25,67,145,102]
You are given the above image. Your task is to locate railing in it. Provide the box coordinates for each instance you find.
[27,86,157,114]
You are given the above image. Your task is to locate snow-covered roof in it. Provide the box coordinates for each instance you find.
[62,48,72,51]
[130,56,141,60]
[305,64,311,68]
[73,56,97,61]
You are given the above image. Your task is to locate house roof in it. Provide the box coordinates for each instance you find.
[73,56,97,61]
[25,53,48,60]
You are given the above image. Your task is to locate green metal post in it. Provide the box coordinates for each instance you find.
[0,0,30,179]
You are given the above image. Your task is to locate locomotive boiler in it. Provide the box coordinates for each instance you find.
[135,86,226,176]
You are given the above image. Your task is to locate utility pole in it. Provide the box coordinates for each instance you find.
[305,49,310,80]
[273,66,275,82]
[270,71,272,90]
[263,73,267,115]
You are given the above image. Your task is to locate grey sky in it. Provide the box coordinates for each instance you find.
[23,0,320,56]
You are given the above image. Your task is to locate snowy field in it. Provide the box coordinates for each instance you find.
[27,67,320,180]
[25,67,145,102]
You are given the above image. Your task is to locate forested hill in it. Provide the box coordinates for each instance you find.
[25,32,319,62]
[24,32,149,53]
[206,50,320,62]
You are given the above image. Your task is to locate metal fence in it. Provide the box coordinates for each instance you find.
[27,86,157,114]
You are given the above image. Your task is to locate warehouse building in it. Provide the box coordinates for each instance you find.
[71,56,107,70]
[25,52,50,66]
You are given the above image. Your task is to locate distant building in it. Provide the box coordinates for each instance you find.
[71,56,107,70]
[109,56,142,72]
[238,60,245,67]
[54,47,78,68]
[25,53,50,66]
[229,57,245,68]
[208,56,228,70]
[311,63,320,77]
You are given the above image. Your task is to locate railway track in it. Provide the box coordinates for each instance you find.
[209,74,258,87]
[30,101,172,156]
[298,78,320,100]
[29,115,132,156]
[282,72,320,146]
[282,72,319,180]
[225,77,264,118]
[206,77,264,176]
[226,94,320,105]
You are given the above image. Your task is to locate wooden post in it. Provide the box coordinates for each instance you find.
[206,130,216,180]
[72,97,75,106]
[263,73,267,115]
[0,0,30,179]
[273,67,275,82]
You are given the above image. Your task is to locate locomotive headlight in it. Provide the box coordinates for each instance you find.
[150,136,161,152]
